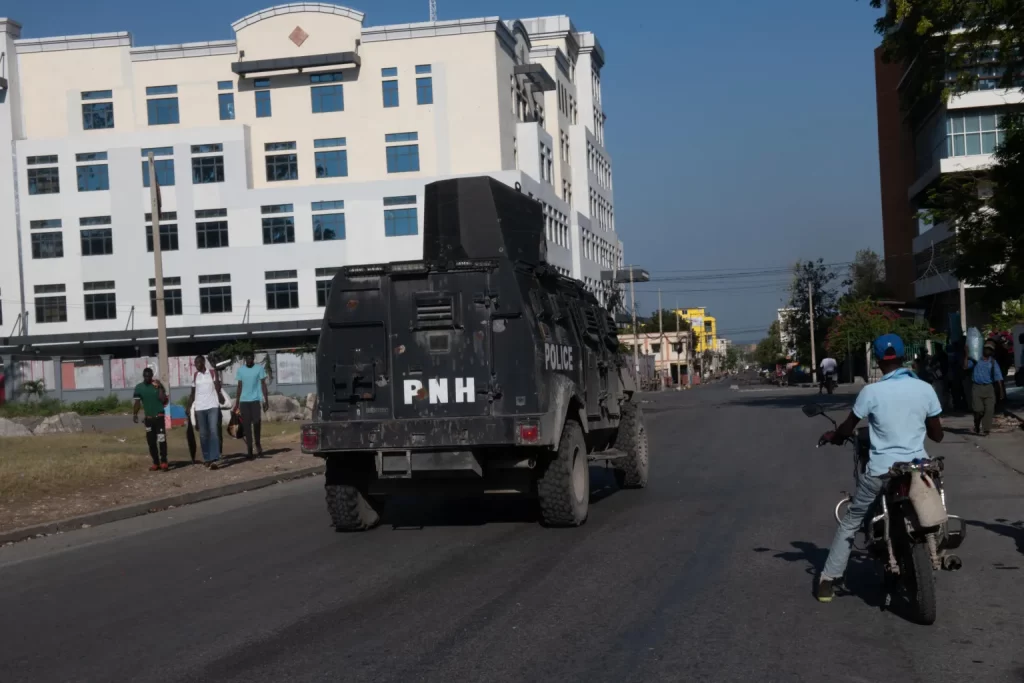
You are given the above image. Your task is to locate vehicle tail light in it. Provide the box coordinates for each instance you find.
[518,424,539,443]
[301,426,320,452]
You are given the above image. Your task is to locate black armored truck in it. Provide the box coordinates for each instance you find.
[300,176,648,530]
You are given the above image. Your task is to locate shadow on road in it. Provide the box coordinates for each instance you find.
[727,393,856,412]
[754,541,885,609]
[968,518,1024,557]
[379,466,621,529]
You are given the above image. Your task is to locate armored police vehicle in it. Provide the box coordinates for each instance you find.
[300,176,648,530]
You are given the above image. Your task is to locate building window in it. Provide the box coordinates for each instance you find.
[30,218,62,229]
[199,274,232,314]
[416,65,433,105]
[149,284,183,317]
[142,147,175,187]
[311,72,345,113]
[313,212,345,241]
[192,155,225,184]
[385,132,420,173]
[80,216,113,256]
[34,284,67,324]
[146,224,179,252]
[76,152,109,192]
[82,90,114,130]
[384,196,418,237]
[146,85,180,125]
[196,209,229,249]
[27,167,60,195]
[255,80,272,118]
[265,271,299,310]
[947,109,1004,157]
[84,289,117,321]
[316,267,341,307]
[382,67,399,108]
[262,203,295,244]
[219,93,235,120]
[265,142,298,182]
[31,232,63,259]
[315,148,348,178]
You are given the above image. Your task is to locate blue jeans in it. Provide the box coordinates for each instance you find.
[195,408,221,463]
[821,472,884,580]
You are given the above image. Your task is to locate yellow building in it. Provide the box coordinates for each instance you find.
[675,308,717,353]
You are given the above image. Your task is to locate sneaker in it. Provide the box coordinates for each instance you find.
[149,464,160,472]
[209,462,220,470]
[160,463,169,471]
[817,578,835,603]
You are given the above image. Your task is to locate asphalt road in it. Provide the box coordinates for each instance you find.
[3,383,1024,682]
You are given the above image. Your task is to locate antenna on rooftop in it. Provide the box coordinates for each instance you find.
[429,0,437,22]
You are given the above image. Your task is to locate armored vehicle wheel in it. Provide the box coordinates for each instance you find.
[324,457,383,531]
[613,403,649,489]
[325,485,383,531]
[537,419,589,527]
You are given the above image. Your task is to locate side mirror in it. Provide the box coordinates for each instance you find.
[802,403,825,418]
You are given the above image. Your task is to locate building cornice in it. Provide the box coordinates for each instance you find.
[362,17,516,54]
[15,31,131,53]
[231,3,364,32]
[0,18,23,38]
[529,45,571,81]
[578,32,605,69]
[131,40,237,62]
[518,16,580,59]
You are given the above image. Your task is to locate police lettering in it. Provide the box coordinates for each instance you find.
[544,343,574,371]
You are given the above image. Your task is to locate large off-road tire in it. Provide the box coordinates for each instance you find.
[614,402,649,489]
[907,541,937,625]
[325,484,383,531]
[536,419,589,527]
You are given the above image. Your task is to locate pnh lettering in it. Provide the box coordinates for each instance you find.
[545,343,574,371]
[403,378,476,405]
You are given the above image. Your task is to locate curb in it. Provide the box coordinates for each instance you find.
[0,464,325,546]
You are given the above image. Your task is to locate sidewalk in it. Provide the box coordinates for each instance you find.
[942,409,1024,476]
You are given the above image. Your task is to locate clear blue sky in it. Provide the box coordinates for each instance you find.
[6,0,885,342]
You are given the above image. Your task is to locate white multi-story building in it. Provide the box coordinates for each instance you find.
[0,5,622,351]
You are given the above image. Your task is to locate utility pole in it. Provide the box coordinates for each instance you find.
[658,289,664,391]
[148,152,170,394]
[630,265,639,381]
[959,279,968,334]
[808,281,817,385]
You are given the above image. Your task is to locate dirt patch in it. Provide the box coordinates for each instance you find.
[0,422,312,533]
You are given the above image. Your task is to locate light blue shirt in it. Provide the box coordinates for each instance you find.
[967,358,1004,385]
[235,363,267,403]
[853,369,943,477]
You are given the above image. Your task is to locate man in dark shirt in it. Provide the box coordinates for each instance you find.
[133,368,168,471]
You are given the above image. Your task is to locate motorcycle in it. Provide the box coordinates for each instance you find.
[821,372,836,395]
[803,403,966,625]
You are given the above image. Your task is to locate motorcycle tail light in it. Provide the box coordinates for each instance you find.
[518,423,540,443]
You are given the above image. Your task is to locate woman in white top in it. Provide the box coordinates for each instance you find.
[189,355,225,468]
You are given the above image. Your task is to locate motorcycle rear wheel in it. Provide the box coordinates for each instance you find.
[904,541,937,625]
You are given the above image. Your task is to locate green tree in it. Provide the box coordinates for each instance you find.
[843,249,890,300]
[754,320,784,367]
[825,298,931,356]
[725,346,741,372]
[868,1,1024,302]
[787,259,838,364]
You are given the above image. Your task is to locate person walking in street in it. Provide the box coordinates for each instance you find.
[235,351,269,459]
[818,356,838,394]
[132,367,169,471]
[815,334,944,603]
[189,355,225,469]
[965,339,1005,436]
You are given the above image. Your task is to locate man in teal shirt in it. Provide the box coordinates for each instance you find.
[235,351,269,459]
[132,368,168,471]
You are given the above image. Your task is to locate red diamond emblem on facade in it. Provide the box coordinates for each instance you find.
[289,26,309,47]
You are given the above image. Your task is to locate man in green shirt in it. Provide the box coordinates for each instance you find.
[133,368,169,471]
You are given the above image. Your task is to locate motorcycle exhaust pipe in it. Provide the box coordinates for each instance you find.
[942,554,963,571]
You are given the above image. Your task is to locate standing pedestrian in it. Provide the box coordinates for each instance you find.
[965,339,1005,436]
[235,351,269,459]
[132,367,168,471]
[189,355,225,469]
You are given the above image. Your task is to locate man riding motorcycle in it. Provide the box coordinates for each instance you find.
[819,356,838,394]
[816,334,944,603]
